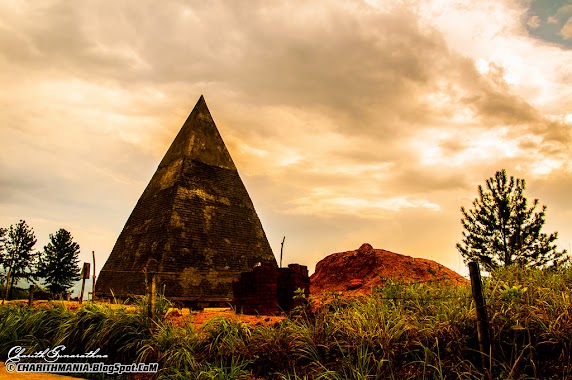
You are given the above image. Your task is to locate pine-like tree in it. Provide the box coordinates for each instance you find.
[2,220,38,299]
[457,170,568,270]
[38,228,81,297]
[0,227,6,283]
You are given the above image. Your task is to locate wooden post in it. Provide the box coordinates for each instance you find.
[28,285,34,306]
[92,251,96,300]
[469,261,491,378]
[2,269,11,304]
[79,277,86,304]
[79,262,90,305]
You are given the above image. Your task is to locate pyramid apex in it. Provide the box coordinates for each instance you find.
[193,94,208,112]
[158,95,235,170]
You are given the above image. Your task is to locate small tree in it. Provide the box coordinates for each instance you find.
[38,228,81,297]
[0,227,7,285]
[457,170,568,270]
[3,220,38,299]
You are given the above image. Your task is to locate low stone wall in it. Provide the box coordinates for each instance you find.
[233,262,310,315]
[277,264,310,312]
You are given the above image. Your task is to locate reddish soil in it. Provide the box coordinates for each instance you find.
[166,307,284,329]
[3,301,284,329]
[310,243,468,296]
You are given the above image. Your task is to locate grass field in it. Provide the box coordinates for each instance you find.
[1,266,571,379]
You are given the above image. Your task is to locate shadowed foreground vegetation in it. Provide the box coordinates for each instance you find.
[1,266,571,379]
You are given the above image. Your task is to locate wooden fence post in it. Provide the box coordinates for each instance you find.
[28,285,34,306]
[79,262,90,305]
[2,269,11,304]
[92,251,96,301]
[469,261,491,378]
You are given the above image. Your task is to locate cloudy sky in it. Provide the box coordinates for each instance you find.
[1,0,571,280]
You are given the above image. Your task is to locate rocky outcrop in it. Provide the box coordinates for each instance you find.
[310,243,467,295]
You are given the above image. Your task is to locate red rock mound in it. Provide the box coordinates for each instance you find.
[310,243,467,295]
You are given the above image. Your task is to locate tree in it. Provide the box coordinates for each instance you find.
[457,170,568,271]
[0,226,6,257]
[0,227,7,283]
[37,228,81,297]
[2,220,38,299]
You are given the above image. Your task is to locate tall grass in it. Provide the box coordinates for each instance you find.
[484,266,572,379]
[1,266,571,379]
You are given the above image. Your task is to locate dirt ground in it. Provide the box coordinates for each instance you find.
[3,300,285,329]
[165,307,285,329]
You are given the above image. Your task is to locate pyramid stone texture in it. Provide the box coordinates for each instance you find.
[96,96,276,301]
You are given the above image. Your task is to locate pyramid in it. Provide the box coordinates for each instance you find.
[96,96,277,302]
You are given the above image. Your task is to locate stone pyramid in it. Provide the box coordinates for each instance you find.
[97,96,276,303]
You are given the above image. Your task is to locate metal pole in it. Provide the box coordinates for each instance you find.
[280,236,285,268]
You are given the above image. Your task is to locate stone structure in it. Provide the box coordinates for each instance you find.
[233,263,310,315]
[97,96,277,304]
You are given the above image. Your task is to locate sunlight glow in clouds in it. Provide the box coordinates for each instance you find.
[412,128,523,168]
[0,0,570,278]
[288,190,441,218]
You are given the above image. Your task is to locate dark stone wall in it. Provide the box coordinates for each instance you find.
[232,262,280,315]
[233,263,311,315]
[277,264,310,312]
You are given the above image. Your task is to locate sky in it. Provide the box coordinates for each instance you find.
[0,0,571,286]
